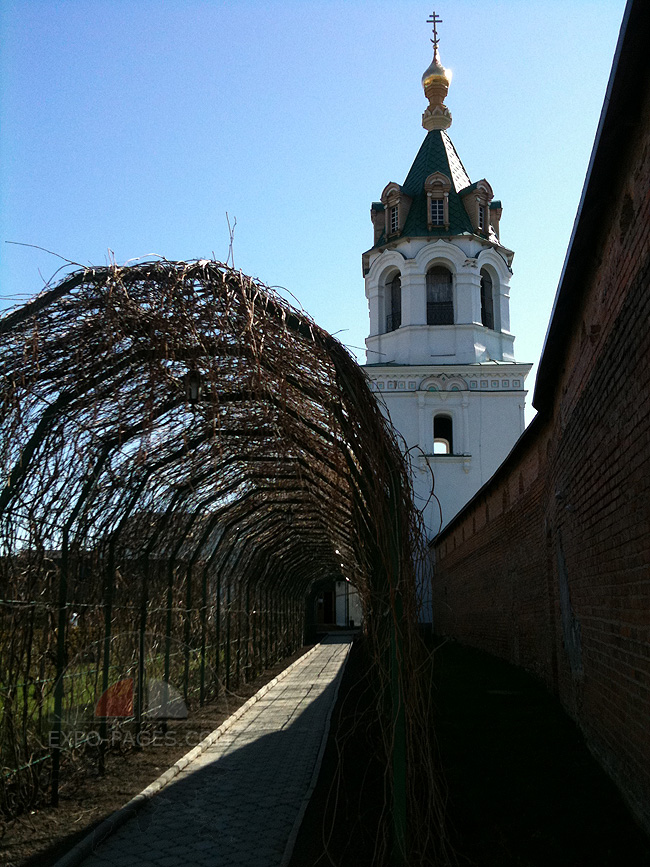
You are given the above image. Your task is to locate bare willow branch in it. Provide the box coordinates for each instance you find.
[0,260,449,864]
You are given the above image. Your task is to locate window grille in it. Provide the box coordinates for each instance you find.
[426,266,453,325]
[385,275,401,332]
[480,269,495,330]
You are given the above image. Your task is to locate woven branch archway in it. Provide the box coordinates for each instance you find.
[0,261,447,864]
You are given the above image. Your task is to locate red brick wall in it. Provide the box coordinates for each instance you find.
[431,79,650,831]
[433,422,555,684]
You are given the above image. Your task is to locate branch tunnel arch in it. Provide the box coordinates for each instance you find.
[0,261,447,864]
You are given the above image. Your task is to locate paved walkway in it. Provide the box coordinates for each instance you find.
[76,635,351,867]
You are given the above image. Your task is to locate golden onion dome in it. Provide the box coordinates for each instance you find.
[422,49,452,89]
[421,15,453,130]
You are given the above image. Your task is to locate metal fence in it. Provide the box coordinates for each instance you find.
[0,536,303,814]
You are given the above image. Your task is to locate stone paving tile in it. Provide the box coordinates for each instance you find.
[78,636,351,867]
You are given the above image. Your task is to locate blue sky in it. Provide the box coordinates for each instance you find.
[0,1,626,422]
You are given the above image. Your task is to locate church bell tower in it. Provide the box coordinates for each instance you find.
[362,13,532,535]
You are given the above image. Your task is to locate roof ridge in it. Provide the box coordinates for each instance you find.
[441,131,471,192]
[398,129,474,238]
[402,130,450,194]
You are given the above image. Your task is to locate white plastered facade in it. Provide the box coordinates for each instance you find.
[363,235,531,536]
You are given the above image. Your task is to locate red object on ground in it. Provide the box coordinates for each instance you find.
[94,678,134,718]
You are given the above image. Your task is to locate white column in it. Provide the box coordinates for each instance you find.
[497,279,511,334]
[461,397,471,456]
[456,261,481,324]
[404,260,426,326]
[417,392,426,452]
[367,284,381,336]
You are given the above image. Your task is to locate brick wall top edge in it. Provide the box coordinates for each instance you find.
[533,0,650,411]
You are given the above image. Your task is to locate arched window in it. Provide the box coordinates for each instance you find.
[433,415,453,454]
[385,274,401,332]
[426,266,453,325]
[480,268,494,330]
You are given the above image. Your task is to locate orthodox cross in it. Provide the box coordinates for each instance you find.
[427,11,442,49]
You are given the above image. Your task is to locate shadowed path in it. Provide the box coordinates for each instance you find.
[72,635,352,867]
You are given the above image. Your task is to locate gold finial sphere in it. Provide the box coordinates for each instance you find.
[421,55,451,90]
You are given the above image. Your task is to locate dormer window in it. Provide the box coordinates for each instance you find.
[390,205,399,235]
[424,172,452,231]
[380,182,412,239]
[460,178,494,236]
[430,198,444,226]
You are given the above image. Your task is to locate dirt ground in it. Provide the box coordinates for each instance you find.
[0,646,312,867]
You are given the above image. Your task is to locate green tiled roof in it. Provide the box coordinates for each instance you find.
[458,180,479,194]
[402,130,474,238]
[373,130,475,247]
